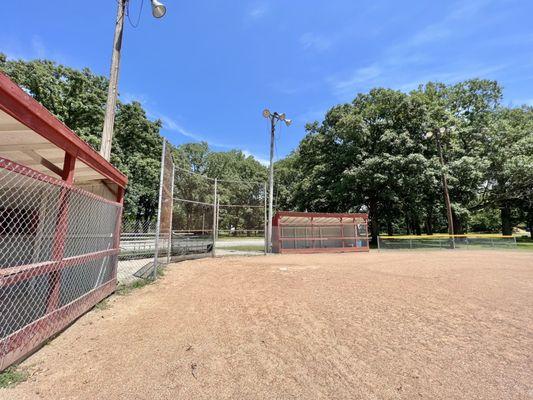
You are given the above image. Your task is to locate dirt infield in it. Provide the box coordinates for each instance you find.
[2,251,532,400]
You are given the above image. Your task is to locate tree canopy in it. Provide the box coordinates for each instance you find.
[275,80,533,240]
[1,54,531,239]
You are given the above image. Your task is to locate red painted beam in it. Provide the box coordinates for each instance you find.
[0,248,120,287]
[0,72,127,188]
[0,157,122,207]
[274,211,368,219]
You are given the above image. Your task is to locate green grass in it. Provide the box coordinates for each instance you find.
[516,239,533,251]
[220,245,265,252]
[116,267,166,296]
[0,367,28,388]
[217,236,263,242]
[94,299,111,311]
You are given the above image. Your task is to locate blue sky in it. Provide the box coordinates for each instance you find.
[1,0,532,164]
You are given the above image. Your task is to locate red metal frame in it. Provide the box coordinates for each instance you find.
[0,72,127,371]
[0,158,123,371]
[272,211,369,254]
[0,72,127,189]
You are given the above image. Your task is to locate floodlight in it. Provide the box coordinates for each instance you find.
[151,0,167,18]
[285,119,292,126]
[279,113,286,121]
[262,109,271,118]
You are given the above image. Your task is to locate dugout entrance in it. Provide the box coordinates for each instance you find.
[272,211,369,254]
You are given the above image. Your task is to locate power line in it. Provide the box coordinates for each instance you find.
[174,164,266,185]
[126,0,144,28]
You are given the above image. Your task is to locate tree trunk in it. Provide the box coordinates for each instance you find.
[413,214,422,236]
[387,220,393,236]
[405,215,411,235]
[369,198,379,245]
[452,209,463,234]
[500,202,513,235]
[425,209,434,235]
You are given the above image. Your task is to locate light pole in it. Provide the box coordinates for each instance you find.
[100,0,167,161]
[427,127,455,248]
[263,109,291,253]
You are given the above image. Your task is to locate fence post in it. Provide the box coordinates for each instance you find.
[377,235,380,251]
[166,164,175,264]
[263,182,267,255]
[47,152,76,313]
[216,196,220,241]
[212,178,217,258]
[152,140,166,279]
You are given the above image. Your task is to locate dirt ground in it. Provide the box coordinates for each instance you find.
[2,250,532,400]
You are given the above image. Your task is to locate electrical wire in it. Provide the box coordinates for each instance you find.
[126,0,144,28]
[174,164,266,185]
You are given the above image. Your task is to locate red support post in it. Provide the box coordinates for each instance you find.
[46,152,76,314]
[111,186,125,278]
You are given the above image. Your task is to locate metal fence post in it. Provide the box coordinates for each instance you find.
[212,178,217,258]
[377,235,380,251]
[166,164,175,264]
[152,140,166,279]
[263,182,267,255]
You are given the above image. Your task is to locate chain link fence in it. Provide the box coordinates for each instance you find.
[377,235,518,250]
[0,158,122,371]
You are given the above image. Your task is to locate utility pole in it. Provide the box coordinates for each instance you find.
[100,0,126,161]
[434,128,455,249]
[267,116,275,252]
[263,109,291,252]
[100,0,167,161]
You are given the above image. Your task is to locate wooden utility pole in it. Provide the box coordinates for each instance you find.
[435,128,455,248]
[100,0,127,161]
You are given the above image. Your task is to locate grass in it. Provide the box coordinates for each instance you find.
[217,236,263,242]
[116,266,166,296]
[220,245,265,252]
[516,237,533,251]
[0,367,28,388]
[94,299,111,311]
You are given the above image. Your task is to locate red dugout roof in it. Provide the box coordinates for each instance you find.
[0,72,127,188]
[273,211,368,226]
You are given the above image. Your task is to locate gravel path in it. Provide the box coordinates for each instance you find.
[2,251,532,400]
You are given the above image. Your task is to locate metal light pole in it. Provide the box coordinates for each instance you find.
[428,127,455,248]
[100,0,167,161]
[263,109,291,253]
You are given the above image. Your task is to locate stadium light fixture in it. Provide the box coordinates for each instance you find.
[151,0,167,18]
[262,109,291,253]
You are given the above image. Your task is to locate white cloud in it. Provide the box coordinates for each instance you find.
[300,33,332,52]
[326,0,510,99]
[395,64,506,92]
[243,150,269,166]
[510,98,533,107]
[246,3,268,20]
[329,64,382,95]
